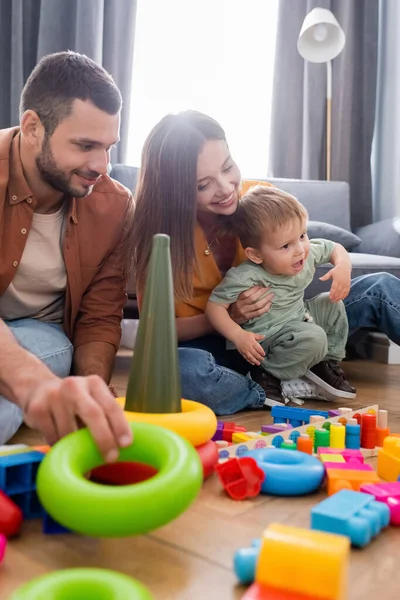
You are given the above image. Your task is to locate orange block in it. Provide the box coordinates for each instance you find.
[377,436,400,481]
[326,468,380,496]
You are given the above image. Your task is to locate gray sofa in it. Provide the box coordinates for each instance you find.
[110,165,400,309]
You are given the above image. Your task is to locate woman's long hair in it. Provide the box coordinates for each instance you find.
[131,110,227,301]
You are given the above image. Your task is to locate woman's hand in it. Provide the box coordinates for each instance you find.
[229,286,274,325]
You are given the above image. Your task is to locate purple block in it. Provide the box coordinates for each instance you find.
[212,421,224,442]
[261,423,293,434]
[328,409,342,417]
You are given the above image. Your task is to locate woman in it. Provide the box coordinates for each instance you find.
[132,110,400,414]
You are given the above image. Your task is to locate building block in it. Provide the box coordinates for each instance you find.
[242,583,328,600]
[319,454,346,464]
[0,490,23,537]
[215,457,265,500]
[297,435,313,454]
[43,512,71,535]
[222,422,247,443]
[329,424,345,448]
[377,436,400,481]
[271,407,329,426]
[212,422,224,441]
[255,523,349,599]
[232,432,254,444]
[0,533,6,563]
[326,468,380,496]
[311,489,390,547]
[323,461,373,472]
[317,448,364,463]
[360,481,400,525]
[261,424,293,435]
[9,489,44,520]
[361,414,377,449]
[345,419,361,449]
[0,451,44,495]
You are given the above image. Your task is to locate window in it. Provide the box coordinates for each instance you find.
[127,0,279,179]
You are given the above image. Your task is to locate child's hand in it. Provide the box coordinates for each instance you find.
[232,330,265,365]
[319,264,351,302]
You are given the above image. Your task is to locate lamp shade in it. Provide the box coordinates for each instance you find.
[297,8,345,63]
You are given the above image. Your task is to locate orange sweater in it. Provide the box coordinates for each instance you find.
[175,179,273,318]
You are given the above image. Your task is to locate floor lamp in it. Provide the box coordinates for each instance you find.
[297,8,345,181]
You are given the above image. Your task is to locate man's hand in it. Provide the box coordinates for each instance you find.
[229,286,274,324]
[22,375,133,463]
[319,264,352,302]
[232,330,265,365]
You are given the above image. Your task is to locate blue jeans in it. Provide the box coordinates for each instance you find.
[0,319,73,445]
[179,273,400,415]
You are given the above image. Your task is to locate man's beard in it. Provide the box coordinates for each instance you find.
[35,137,97,198]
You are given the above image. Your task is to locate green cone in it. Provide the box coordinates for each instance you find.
[124,234,182,413]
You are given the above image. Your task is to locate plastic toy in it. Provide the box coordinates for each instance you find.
[0,533,6,563]
[311,489,390,547]
[345,419,361,449]
[90,462,158,486]
[255,523,349,599]
[319,454,346,465]
[376,410,390,446]
[216,457,265,500]
[261,424,293,434]
[246,448,324,496]
[317,448,364,463]
[326,467,380,496]
[116,235,216,449]
[42,512,71,535]
[196,440,219,479]
[0,451,44,495]
[241,583,324,599]
[212,421,224,441]
[314,428,330,451]
[296,434,313,454]
[323,461,373,472]
[377,436,400,481]
[218,405,379,460]
[0,490,23,537]
[361,413,376,449]
[271,406,329,426]
[36,422,202,537]
[10,568,153,599]
[360,481,400,525]
[329,423,345,448]
[222,422,247,442]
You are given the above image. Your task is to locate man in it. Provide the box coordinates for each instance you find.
[0,51,133,461]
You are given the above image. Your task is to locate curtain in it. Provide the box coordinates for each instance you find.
[372,0,400,221]
[0,0,137,163]
[268,0,378,230]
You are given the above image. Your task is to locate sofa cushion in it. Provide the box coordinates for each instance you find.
[354,218,400,258]
[308,221,361,251]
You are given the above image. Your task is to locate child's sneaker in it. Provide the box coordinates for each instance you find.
[249,367,286,407]
[305,360,357,399]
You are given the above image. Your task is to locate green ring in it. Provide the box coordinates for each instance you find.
[10,568,153,600]
[36,422,203,537]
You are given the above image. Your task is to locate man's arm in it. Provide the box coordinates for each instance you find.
[0,319,131,460]
[73,341,116,383]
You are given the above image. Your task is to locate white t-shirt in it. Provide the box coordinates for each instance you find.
[0,204,67,323]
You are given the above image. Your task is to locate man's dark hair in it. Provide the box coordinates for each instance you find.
[20,51,122,136]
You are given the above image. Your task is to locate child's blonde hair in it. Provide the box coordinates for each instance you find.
[235,185,308,249]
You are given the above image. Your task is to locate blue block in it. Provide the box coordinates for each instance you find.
[271,406,329,426]
[234,539,261,584]
[0,451,44,495]
[43,512,71,535]
[311,489,390,547]
[9,489,44,519]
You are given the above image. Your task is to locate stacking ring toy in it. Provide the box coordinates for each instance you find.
[117,398,217,447]
[247,448,324,496]
[37,422,203,537]
[10,568,153,599]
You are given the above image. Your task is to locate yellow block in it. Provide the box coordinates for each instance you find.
[319,454,346,464]
[256,523,349,600]
[378,436,400,481]
[232,433,252,444]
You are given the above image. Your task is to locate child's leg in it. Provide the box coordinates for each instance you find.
[260,321,328,381]
[305,293,348,362]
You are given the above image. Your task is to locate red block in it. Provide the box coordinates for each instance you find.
[242,583,329,600]
[0,491,23,537]
[196,440,219,479]
[216,457,264,500]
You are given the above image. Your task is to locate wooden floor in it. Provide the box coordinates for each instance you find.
[3,358,400,600]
